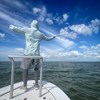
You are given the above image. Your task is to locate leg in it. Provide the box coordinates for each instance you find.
[20,58,31,90]
[23,69,28,87]
[34,68,40,85]
[20,69,28,90]
[32,59,40,89]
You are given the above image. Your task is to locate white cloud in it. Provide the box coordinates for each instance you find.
[79,44,100,59]
[41,45,100,61]
[32,7,41,15]
[56,37,75,48]
[38,15,45,22]
[0,47,24,55]
[56,44,100,60]
[0,3,31,39]
[32,6,54,25]
[40,44,100,61]
[45,18,54,25]
[63,14,69,21]
[0,11,25,26]
[53,16,61,23]
[59,19,100,39]
[65,50,82,57]
[89,19,100,33]
[40,26,75,48]
[96,55,100,58]
[69,19,100,35]
[80,44,100,51]
[0,0,32,19]
[41,46,62,58]
[0,13,25,40]
[70,24,92,35]
[15,48,24,53]
[40,46,83,61]
[0,44,100,61]
[32,6,47,22]
[1,0,26,9]
[59,27,77,39]
[79,45,88,50]
[0,0,31,26]
[0,33,5,38]
[32,6,69,25]
[0,47,24,61]
[53,13,69,24]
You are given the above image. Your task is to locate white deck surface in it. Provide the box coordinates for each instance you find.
[0,80,70,100]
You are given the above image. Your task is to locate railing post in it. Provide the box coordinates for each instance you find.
[9,58,14,99]
[8,55,43,98]
[39,58,43,97]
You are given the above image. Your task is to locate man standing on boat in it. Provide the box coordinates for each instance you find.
[9,20,55,90]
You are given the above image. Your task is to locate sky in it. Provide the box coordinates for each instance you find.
[0,0,100,61]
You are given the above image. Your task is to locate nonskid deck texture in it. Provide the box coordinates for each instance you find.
[0,80,70,100]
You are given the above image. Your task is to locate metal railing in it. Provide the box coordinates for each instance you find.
[8,55,43,99]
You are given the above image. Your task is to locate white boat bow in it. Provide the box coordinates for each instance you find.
[0,80,70,100]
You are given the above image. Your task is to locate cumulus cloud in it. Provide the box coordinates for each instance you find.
[63,14,69,21]
[32,7,41,15]
[41,44,100,61]
[89,19,100,33]
[40,46,83,61]
[32,6,69,25]
[32,6,54,24]
[65,50,82,57]
[70,24,92,35]
[0,44,100,61]
[69,19,100,35]
[79,44,100,59]
[0,33,5,38]
[32,6,48,22]
[53,13,69,24]
[80,44,100,51]
[37,6,47,22]
[45,18,53,25]
[41,44,100,60]
[53,16,61,23]
[59,19,100,39]
[59,27,77,39]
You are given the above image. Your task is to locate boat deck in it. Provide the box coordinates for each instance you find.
[0,80,70,100]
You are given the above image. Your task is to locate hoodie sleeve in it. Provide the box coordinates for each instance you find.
[9,25,28,33]
[41,34,55,41]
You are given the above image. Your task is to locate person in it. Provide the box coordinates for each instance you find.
[9,20,55,90]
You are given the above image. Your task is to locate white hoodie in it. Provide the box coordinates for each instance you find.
[9,20,55,56]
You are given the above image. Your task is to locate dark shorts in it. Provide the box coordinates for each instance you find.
[20,58,40,70]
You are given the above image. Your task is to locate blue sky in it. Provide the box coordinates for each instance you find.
[0,0,100,61]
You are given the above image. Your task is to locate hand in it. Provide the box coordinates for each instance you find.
[9,25,14,29]
[52,35,56,39]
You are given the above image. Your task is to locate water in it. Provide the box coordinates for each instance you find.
[0,61,100,100]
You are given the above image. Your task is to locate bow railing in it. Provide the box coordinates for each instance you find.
[8,55,43,99]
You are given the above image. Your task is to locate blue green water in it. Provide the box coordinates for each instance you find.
[0,62,100,100]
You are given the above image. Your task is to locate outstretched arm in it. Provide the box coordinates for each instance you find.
[42,34,55,41]
[9,25,27,33]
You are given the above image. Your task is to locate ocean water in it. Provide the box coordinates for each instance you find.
[0,61,100,100]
